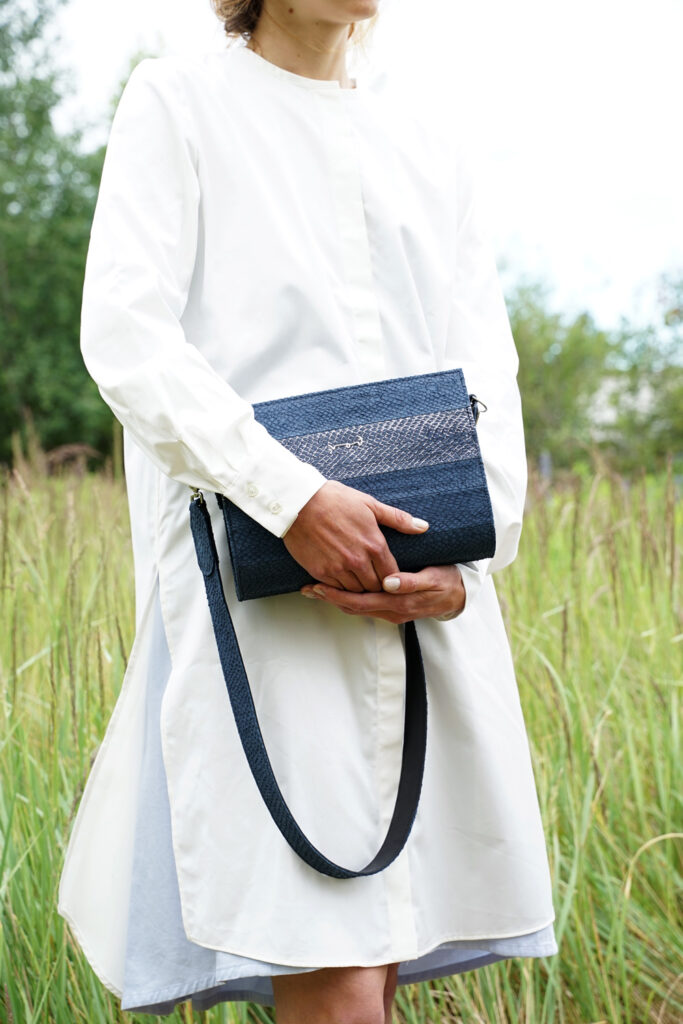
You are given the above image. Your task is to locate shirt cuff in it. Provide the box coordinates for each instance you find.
[433,560,488,620]
[222,436,328,539]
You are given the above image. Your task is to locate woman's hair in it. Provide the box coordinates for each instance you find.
[210,1,378,49]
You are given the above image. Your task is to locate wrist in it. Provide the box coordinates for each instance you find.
[434,566,466,621]
[280,477,329,538]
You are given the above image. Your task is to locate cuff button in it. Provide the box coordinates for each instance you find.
[269,501,283,515]
[246,482,259,498]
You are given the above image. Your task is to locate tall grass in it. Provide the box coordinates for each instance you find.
[0,457,680,1024]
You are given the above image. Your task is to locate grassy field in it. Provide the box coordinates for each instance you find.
[0,456,680,1024]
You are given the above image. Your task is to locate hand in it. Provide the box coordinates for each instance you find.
[282,480,430,592]
[300,564,466,624]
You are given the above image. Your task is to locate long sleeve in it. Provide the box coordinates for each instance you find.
[442,142,528,611]
[80,57,326,537]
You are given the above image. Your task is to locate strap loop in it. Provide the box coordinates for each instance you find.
[189,493,428,880]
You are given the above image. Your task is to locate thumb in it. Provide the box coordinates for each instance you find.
[371,499,429,535]
[382,570,436,594]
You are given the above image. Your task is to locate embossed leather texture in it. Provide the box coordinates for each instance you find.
[222,368,496,600]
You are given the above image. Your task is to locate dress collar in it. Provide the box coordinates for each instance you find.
[231,41,367,94]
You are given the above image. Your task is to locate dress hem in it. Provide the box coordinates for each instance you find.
[178,912,558,969]
[59,902,124,999]
[121,918,559,1014]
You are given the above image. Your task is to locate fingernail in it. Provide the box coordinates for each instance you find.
[411,517,429,530]
[383,576,401,592]
[313,586,326,597]
[301,590,317,599]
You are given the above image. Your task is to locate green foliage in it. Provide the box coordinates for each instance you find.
[507,281,615,468]
[0,0,112,465]
[0,464,680,1022]
[506,277,683,475]
[598,295,683,474]
[0,2,681,479]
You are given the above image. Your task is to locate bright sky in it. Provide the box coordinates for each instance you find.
[53,0,683,332]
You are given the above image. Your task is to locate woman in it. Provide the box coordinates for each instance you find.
[58,1,559,1021]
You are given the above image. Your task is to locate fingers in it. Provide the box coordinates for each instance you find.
[380,567,442,594]
[325,551,386,593]
[368,540,399,590]
[362,494,420,584]
[335,569,367,593]
[305,583,422,618]
[283,480,429,593]
[313,553,388,594]
[300,566,460,623]
[307,585,402,617]
[370,498,430,536]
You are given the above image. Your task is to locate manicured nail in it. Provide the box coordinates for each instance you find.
[301,590,317,599]
[313,586,326,597]
[411,517,429,530]
[383,576,401,592]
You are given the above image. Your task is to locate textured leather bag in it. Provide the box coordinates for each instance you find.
[189,368,496,879]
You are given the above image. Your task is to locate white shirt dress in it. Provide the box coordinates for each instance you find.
[57,41,558,1014]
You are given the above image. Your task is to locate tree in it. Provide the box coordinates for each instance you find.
[506,280,614,469]
[600,273,683,473]
[505,274,682,475]
[0,0,112,464]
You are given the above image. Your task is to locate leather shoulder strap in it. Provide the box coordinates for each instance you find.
[189,493,428,880]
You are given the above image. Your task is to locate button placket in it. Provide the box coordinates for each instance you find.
[318,94,385,381]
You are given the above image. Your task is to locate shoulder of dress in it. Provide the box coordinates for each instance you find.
[125,50,225,98]
[119,51,232,134]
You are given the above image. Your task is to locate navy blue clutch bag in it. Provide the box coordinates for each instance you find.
[189,368,496,879]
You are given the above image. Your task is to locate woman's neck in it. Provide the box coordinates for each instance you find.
[247,3,355,89]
